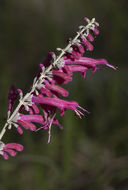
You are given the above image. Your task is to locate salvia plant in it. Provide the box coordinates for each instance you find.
[0,17,116,160]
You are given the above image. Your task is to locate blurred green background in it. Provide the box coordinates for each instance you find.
[0,0,128,189]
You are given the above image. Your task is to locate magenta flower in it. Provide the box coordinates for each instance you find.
[87,33,94,42]
[40,87,52,97]
[18,114,44,124]
[65,44,85,60]
[17,120,37,131]
[32,95,89,117]
[81,36,94,51]
[0,142,23,160]
[92,28,99,35]
[15,114,44,133]
[30,104,39,114]
[65,57,117,73]
[52,69,72,84]
[45,83,69,97]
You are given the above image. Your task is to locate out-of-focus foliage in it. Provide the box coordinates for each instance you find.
[0,0,128,189]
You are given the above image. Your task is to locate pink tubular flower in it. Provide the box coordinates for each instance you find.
[80,36,94,51]
[92,28,99,35]
[62,65,73,76]
[73,44,85,56]
[32,95,89,117]
[18,114,44,124]
[31,104,39,114]
[65,57,117,73]
[16,114,44,132]
[52,70,72,84]
[65,44,85,60]
[40,87,52,97]
[87,33,94,42]
[0,142,23,160]
[45,83,69,97]
[17,120,37,131]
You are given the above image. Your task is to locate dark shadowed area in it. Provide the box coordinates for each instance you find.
[0,0,128,189]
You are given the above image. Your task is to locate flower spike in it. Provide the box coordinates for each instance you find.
[0,17,116,160]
